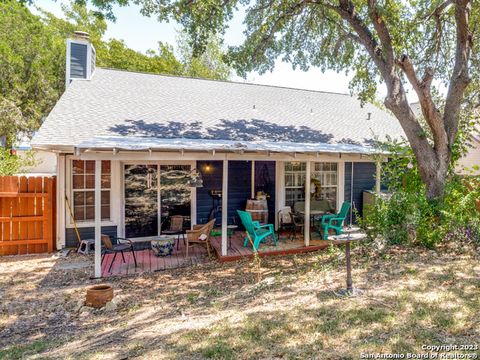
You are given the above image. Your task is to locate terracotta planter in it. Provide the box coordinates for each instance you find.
[85,284,113,308]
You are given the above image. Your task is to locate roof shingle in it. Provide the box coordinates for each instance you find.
[32,68,405,149]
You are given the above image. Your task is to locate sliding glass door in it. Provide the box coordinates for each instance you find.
[124,163,192,238]
[124,165,159,238]
[160,165,191,231]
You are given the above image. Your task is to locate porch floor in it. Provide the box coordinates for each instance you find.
[101,236,209,277]
[102,229,336,276]
[210,230,331,261]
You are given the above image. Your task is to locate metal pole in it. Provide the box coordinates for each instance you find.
[345,241,352,292]
[221,158,228,256]
[251,160,255,198]
[349,162,354,226]
[304,161,311,246]
[94,160,102,278]
[375,160,381,194]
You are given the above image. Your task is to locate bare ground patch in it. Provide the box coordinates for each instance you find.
[0,247,479,359]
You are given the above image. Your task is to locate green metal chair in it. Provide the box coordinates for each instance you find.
[320,202,351,240]
[237,210,276,251]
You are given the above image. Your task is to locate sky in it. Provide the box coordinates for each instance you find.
[31,0,400,99]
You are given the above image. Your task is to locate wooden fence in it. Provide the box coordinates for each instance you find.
[0,176,56,255]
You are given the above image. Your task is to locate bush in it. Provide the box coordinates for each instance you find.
[359,142,480,249]
[0,148,35,175]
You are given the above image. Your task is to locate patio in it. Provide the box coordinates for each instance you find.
[101,229,339,277]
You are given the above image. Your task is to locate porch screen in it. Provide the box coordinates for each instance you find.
[284,162,338,208]
[72,160,111,221]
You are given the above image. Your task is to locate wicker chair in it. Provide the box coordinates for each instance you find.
[185,219,215,258]
[162,215,186,249]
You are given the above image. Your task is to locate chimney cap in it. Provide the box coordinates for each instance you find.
[73,31,90,40]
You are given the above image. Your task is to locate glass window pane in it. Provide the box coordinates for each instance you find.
[101,190,110,205]
[101,175,111,189]
[85,191,94,206]
[101,205,110,220]
[102,160,111,174]
[74,206,84,221]
[85,175,95,189]
[73,175,84,189]
[85,206,95,220]
[72,160,84,174]
[85,160,95,174]
[73,192,85,206]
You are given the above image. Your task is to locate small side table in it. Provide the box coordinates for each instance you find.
[326,232,366,296]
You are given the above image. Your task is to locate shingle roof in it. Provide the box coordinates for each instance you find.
[32,68,405,150]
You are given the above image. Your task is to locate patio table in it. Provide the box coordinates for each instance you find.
[326,232,366,296]
[297,210,328,236]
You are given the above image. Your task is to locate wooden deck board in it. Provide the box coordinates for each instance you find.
[102,230,335,277]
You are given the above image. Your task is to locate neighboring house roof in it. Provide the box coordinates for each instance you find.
[410,102,421,118]
[32,68,405,153]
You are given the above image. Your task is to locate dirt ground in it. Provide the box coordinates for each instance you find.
[0,245,479,360]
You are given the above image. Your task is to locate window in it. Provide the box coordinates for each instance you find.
[284,162,306,207]
[311,162,338,206]
[284,162,338,208]
[72,160,111,221]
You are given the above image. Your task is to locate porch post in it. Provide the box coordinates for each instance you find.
[375,160,381,194]
[221,158,228,256]
[304,160,311,246]
[94,160,102,278]
[251,160,255,198]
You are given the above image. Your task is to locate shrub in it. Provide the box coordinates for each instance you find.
[359,141,480,249]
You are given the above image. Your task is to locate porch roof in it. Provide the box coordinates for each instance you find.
[32,68,405,151]
[76,135,381,155]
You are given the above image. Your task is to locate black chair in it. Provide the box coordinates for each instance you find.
[101,234,138,273]
[290,212,305,241]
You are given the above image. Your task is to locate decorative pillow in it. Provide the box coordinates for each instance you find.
[198,233,208,241]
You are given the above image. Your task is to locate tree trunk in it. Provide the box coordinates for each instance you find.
[416,152,450,200]
[384,88,452,201]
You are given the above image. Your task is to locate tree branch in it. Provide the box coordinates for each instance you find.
[367,0,394,69]
[397,55,448,151]
[443,0,472,145]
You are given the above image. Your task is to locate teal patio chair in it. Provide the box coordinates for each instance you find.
[320,202,351,240]
[237,210,276,251]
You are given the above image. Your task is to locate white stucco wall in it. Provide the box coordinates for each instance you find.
[17,150,57,175]
[457,140,480,175]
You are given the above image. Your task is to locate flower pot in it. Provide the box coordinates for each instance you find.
[85,284,114,308]
[151,237,175,257]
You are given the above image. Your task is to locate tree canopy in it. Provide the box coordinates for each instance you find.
[83,0,478,199]
[0,0,230,147]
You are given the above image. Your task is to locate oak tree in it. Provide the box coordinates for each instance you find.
[87,0,478,199]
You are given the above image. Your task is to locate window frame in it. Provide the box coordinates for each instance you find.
[284,161,339,209]
[66,158,114,228]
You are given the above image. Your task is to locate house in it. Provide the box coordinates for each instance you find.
[32,34,404,277]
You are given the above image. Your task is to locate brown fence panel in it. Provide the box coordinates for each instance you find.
[0,176,56,256]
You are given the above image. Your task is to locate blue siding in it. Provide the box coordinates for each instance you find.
[228,161,252,225]
[196,161,224,224]
[70,43,87,79]
[65,226,117,248]
[196,160,276,226]
[344,162,376,223]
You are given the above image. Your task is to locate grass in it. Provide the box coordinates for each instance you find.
[0,247,479,359]
[0,339,54,360]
